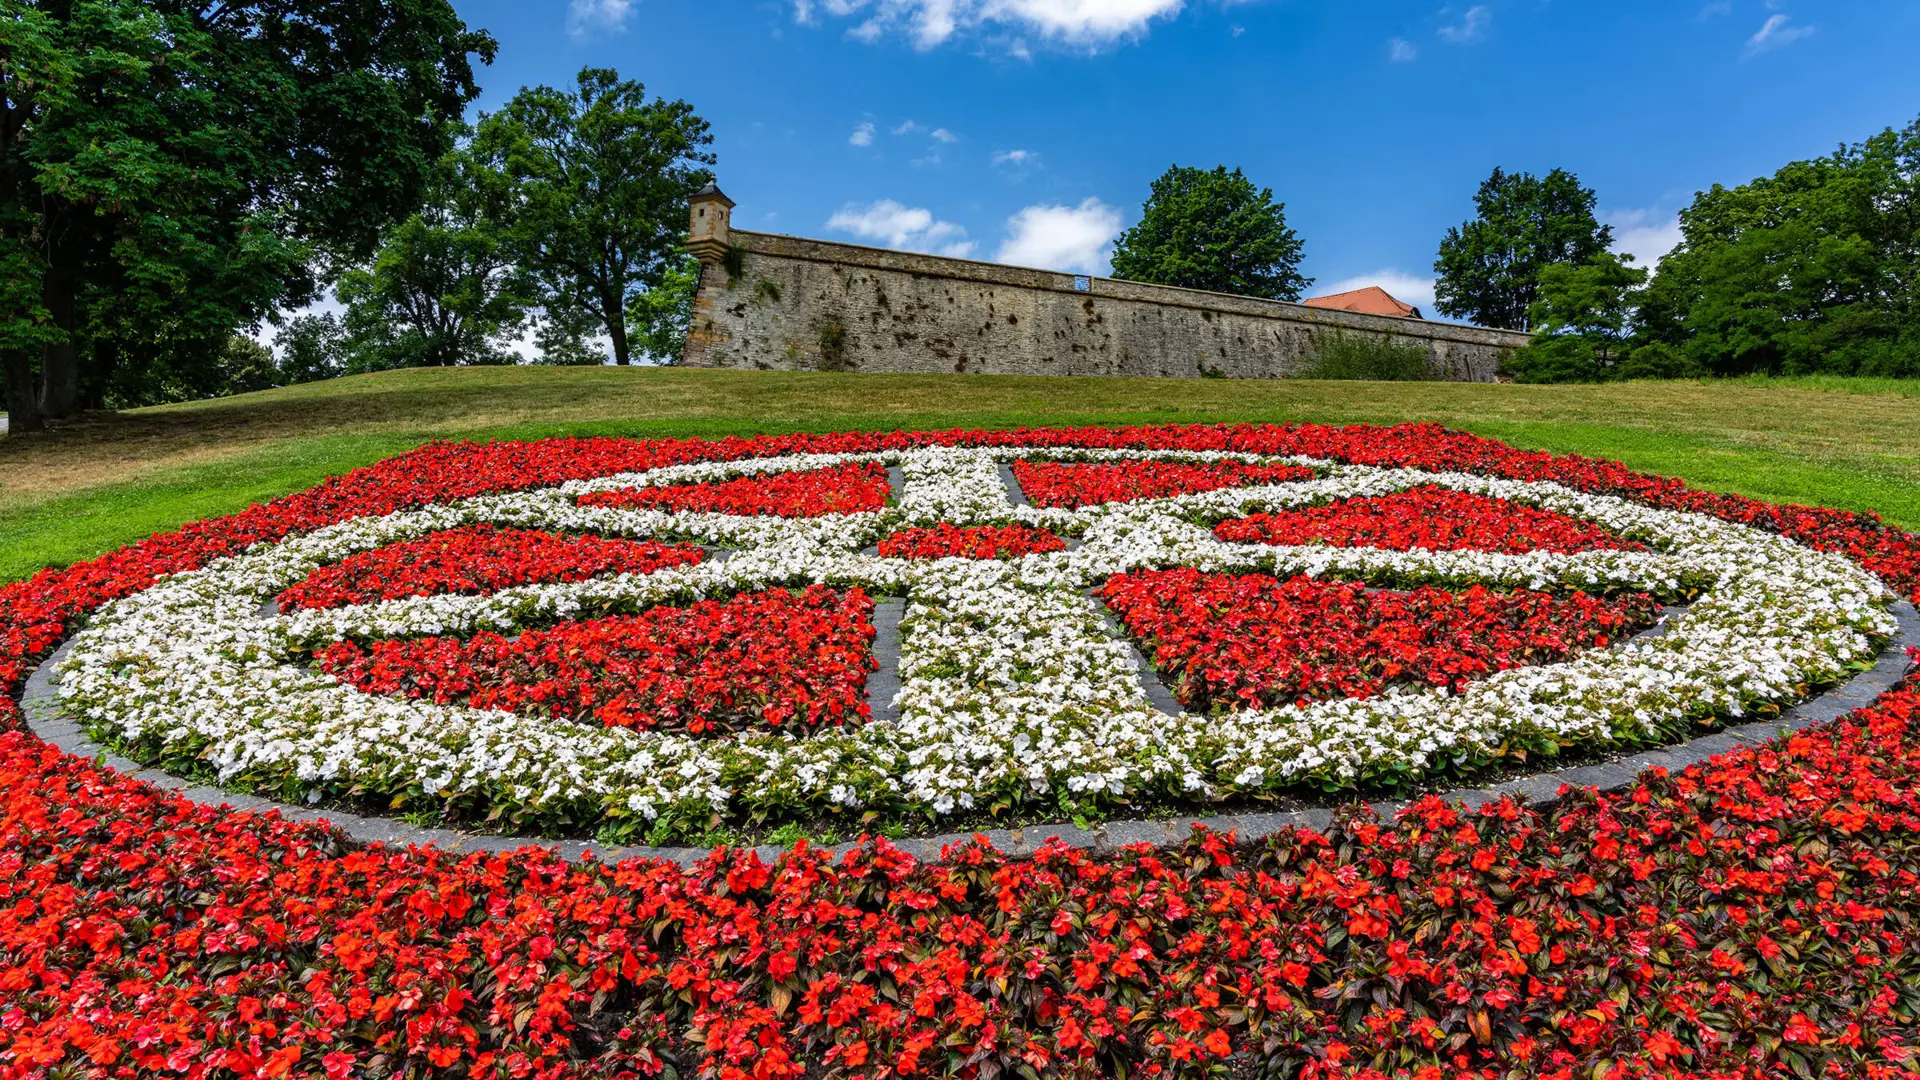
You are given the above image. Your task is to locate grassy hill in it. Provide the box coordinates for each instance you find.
[3,366,1919,582]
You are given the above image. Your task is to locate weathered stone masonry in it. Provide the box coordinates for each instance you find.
[680,185,1531,380]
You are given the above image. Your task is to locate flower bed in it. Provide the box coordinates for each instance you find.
[876,522,1067,559]
[1101,569,1662,709]
[1215,486,1646,555]
[31,433,1903,842]
[4,423,1920,1076]
[578,461,893,517]
[316,586,877,735]
[276,524,705,610]
[1010,458,1316,508]
[0,671,1917,1077]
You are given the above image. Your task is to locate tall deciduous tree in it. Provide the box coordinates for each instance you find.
[1,0,494,433]
[1503,253,1648,382]
[1433,168,1613,331]
[334,146,532,371]
[474,68,714,367]
[1111,165,1309,300]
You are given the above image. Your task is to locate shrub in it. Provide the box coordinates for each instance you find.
[1297,330,1436,380]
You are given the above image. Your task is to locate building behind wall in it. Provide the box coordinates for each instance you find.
[681,183,1530,380]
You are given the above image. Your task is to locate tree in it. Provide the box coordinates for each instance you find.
[274,314,349,385]
[333,146,532,371]
[1433,168,1613,330]
[1639,115,1920,377]
[1503,253,1648,382]
[1110,165,1309,301]
[2,0,494,432]
[474,68,714,366]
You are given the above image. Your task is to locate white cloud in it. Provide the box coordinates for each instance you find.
[849,121,877,146]
[1744,13,1814,55]
[802,0,1187,51]
[567,0,636,35]
[931,127,958,143]
[1698,0,1731,17]
[1605,208,1685,267]
[1388,37,1418,61]
[992,148,1037,167]
[995,197,1123,275]
[892,120,923,135]
[827,199,976,257]
[1437,4,1491,43]
[1314,271,1438,317]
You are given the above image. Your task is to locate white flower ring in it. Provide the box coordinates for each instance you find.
[52,445,1898,837]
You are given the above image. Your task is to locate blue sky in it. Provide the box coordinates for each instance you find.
[446,0,1918,321]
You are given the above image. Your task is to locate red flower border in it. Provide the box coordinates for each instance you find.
[1011,458,1317,508]
[276,524,705,611]
[1215,486,1646,555]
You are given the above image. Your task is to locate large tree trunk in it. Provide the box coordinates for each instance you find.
[38,273,80,419]
[605,297,630,366]
[2,348,43,434]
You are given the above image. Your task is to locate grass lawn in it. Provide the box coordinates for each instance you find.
[2,366,1918,582]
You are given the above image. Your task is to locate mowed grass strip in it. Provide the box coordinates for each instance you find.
[2,366,1918,582]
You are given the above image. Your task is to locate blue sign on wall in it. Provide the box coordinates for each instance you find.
[1073,275,1092,293]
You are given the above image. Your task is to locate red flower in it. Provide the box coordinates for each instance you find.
[317,586,877,735]
[579,462,891,517]
[877,522,1067,559]
[1216,486,1643,555]
[278,524,703,610]
[1100,568,1659,709]
[1011,458,1314,508]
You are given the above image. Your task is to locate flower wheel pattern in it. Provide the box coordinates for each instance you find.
[55,442,1895,842]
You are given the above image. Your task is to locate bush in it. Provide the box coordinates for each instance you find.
[1616,341,1705,380]
[1297,331,1435,381]
[1501,335,1606,383]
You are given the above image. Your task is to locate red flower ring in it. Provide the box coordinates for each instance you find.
[1011,458,1315,508]
[877,523,1067,559]
[2,425,1920,1077]
[277,524,705,610]
[578,461,892,517]
[1216,486,1646,555]
[317,586,877,735]
[1102,568,1662,710]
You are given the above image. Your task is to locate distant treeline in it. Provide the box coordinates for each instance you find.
[4,3,1915,434]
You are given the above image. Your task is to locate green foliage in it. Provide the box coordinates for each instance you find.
[0,0,494,429]
[1297,332,1436,381]
[1111,165,1309,301]
[334,145,533,371]
[1641,116,1920,377]
[1616,342,1704,381]
[1434,168,1613,331]
[473,68,714,366]
[630,256,702,365]
[1504,254,1649,383]
[273,315,349,386]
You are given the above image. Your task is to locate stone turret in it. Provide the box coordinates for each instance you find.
[688,181,734,264]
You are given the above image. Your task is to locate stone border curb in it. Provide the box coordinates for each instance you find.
[997,463,1030,508]
[20,601,1918,870]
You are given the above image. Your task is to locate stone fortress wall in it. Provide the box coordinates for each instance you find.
[680,185,1531,380]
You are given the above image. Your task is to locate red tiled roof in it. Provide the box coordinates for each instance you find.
[1301,286,1423,319]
